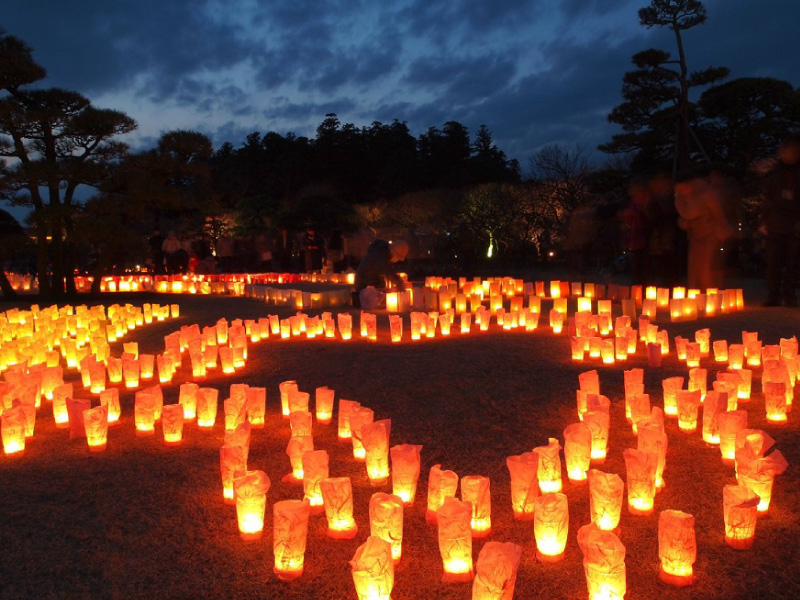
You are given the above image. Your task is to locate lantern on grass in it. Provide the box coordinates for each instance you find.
[579,370,600,395]
[315,386,335,423]
[321,477,358,538]
[161,404,184,446]
[736,447,788,513]
[723,484,759,549]
[728,344,744,370]
[139,354,155,381]
[370,492,404,562]
[289,410,313,438]
[350,407,375,460]
[533,492,569,562]
[89,363,106,394]
[273,499,311,580]
[2,406,26,455]
[713,340,728,363]
[564,423,592,482]
[196,388,219,429]
[437,497,474,582]
[225,397,247,432]
[584,411,609,462]
[719,411,748,464]
[588,469,624,532]
[764,382,788,422]
[427,464,459,524]
[658,510,696,586]
[506,452,538,519]
[676,390,701,432]
[52,386,71,428]
[688,367,707,401]
[461,475,492,537]
[629,394,651,434]
[637,420,667,489]
[351,536,395,600]
[624,448,657,515]
[549,309,564,334]
[285,435,314,483]
[338,313,353,340]
[389,315,403,343]
[245,387,266,428]
[279,381,299,417]
[534,438,562,493]
[122,357,139,389]
[363,419,391,485]
[234,470,271,541]
[702,391,726,444]
[134,392,157,436]
[218,346,235,374]
[179,383,199,420]
[661,377,684,417]
[99,388,120,424]
[302,450,329,513]
[577,523,626,600]
[472,542,523,600]
[338,399,361,440]
[390,444,422,505]
[220,444,248,503]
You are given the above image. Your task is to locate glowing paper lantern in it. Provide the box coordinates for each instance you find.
[320,476,358,539]
[719,411,748,464]
[437,497,474,582]
[736,446,788,513]
[285,435,314,483]
[196,388,219,429]
[534,438,562,493]
[588,469,624,531]
[351,536,395,600]
[658,510,696,586]
[506,452,538,519]
[577,523,626,600]
[338,399,361,440]
[289,410,313,439]
[78,403,108,451]
[245,387,266,428]
[99,388,120,424]
[220,444,248,503]
[52,383,72,428]
[122,357,140,389]
[139,354,155,381]
[363,419,391,485]
[302,450,329,512]
[676,390,701,432]
[764,381,787,422]
[427,464,459,524]
[390,444,422,505]
[472,541,523,600]
[179,383,199,421]
[661,376,684,417]
[161,404,184,446]
[629,394,651,434]
[134,391,157,436]
[350,407,375,460]
[370,492,404,562]
[624,448,657,515]
[723,484,759,549]
[584,410,609,462]
[234,470,271,541]
[315,386,335,424]
[461,475,492,538]
[1,406,26,455]
[702,390,727,444]
[273,499,311,580]
[534,492,568,562]
[563,423,592,482]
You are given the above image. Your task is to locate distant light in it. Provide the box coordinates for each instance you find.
[548,251,555,258]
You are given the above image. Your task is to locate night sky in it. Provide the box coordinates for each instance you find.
[4,0,800,165]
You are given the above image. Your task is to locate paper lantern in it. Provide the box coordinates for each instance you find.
[588,469,624,531]
[534,438,562,493]
[285,435,314,482]
[728,343,744,370]
[52,384,72,428]
[289,410,313,439]
[506,452,538,519]
[234,470,271,541]
[533,492,568,562]
[390,444,422,505]
[764,381,788,423]
[196,388,219,429]
[676,390,701,432]
[318,476,359,539]
[628,394,650,434]
[1,405,26,455]
[220,444,248,503]
[273,499,311,580]
[67,398,90,440]
[363,419,392,485]
[713,339,728,362]
[288,388,310,416]
[179,383,199,421]
[134,391,157,436]
[723,484,759,549]
[80,404,108,452]
[302,450,329,512]
[161,404,184,446]
[719,411,748,464]
[437,497,474,582]
[661,377,684,417]
[350,407,375,460]
[563,423,592,482]
[338,399,361,440]
[122,357,139,389]
[736,447,788,513]
[245,387,266,428]
[426,464,459,524]
[624,448,657,515]
[658,510,696,586]
[472,541,523,600]
[578,523,626,600]
[139,354,155,381]
[702,390,727,444]
[218,346,235,374]
[98,388,120,424]
[461,475,492,538]
[315,386,335,424]
[584,411,609,462]
[370,492,404,562]
[350,536,395,600]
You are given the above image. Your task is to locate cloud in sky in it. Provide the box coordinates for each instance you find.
[3,0,799,168]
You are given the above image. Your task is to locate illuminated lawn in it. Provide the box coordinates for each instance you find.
[1,293,799,599]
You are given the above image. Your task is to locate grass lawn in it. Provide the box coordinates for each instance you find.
[1,292,799,599]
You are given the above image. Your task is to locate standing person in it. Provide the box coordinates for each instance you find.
[161,231,182,274]
[621,178,652,285]
[303,227,323,272]
[760,135,800,306]
[148,228,165,274]
[674,173,734,291]
[354,239,408,307]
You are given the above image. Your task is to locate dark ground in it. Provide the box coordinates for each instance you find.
[1,282,798,600]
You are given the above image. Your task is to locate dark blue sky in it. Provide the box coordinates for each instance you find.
[4,0,799,167]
